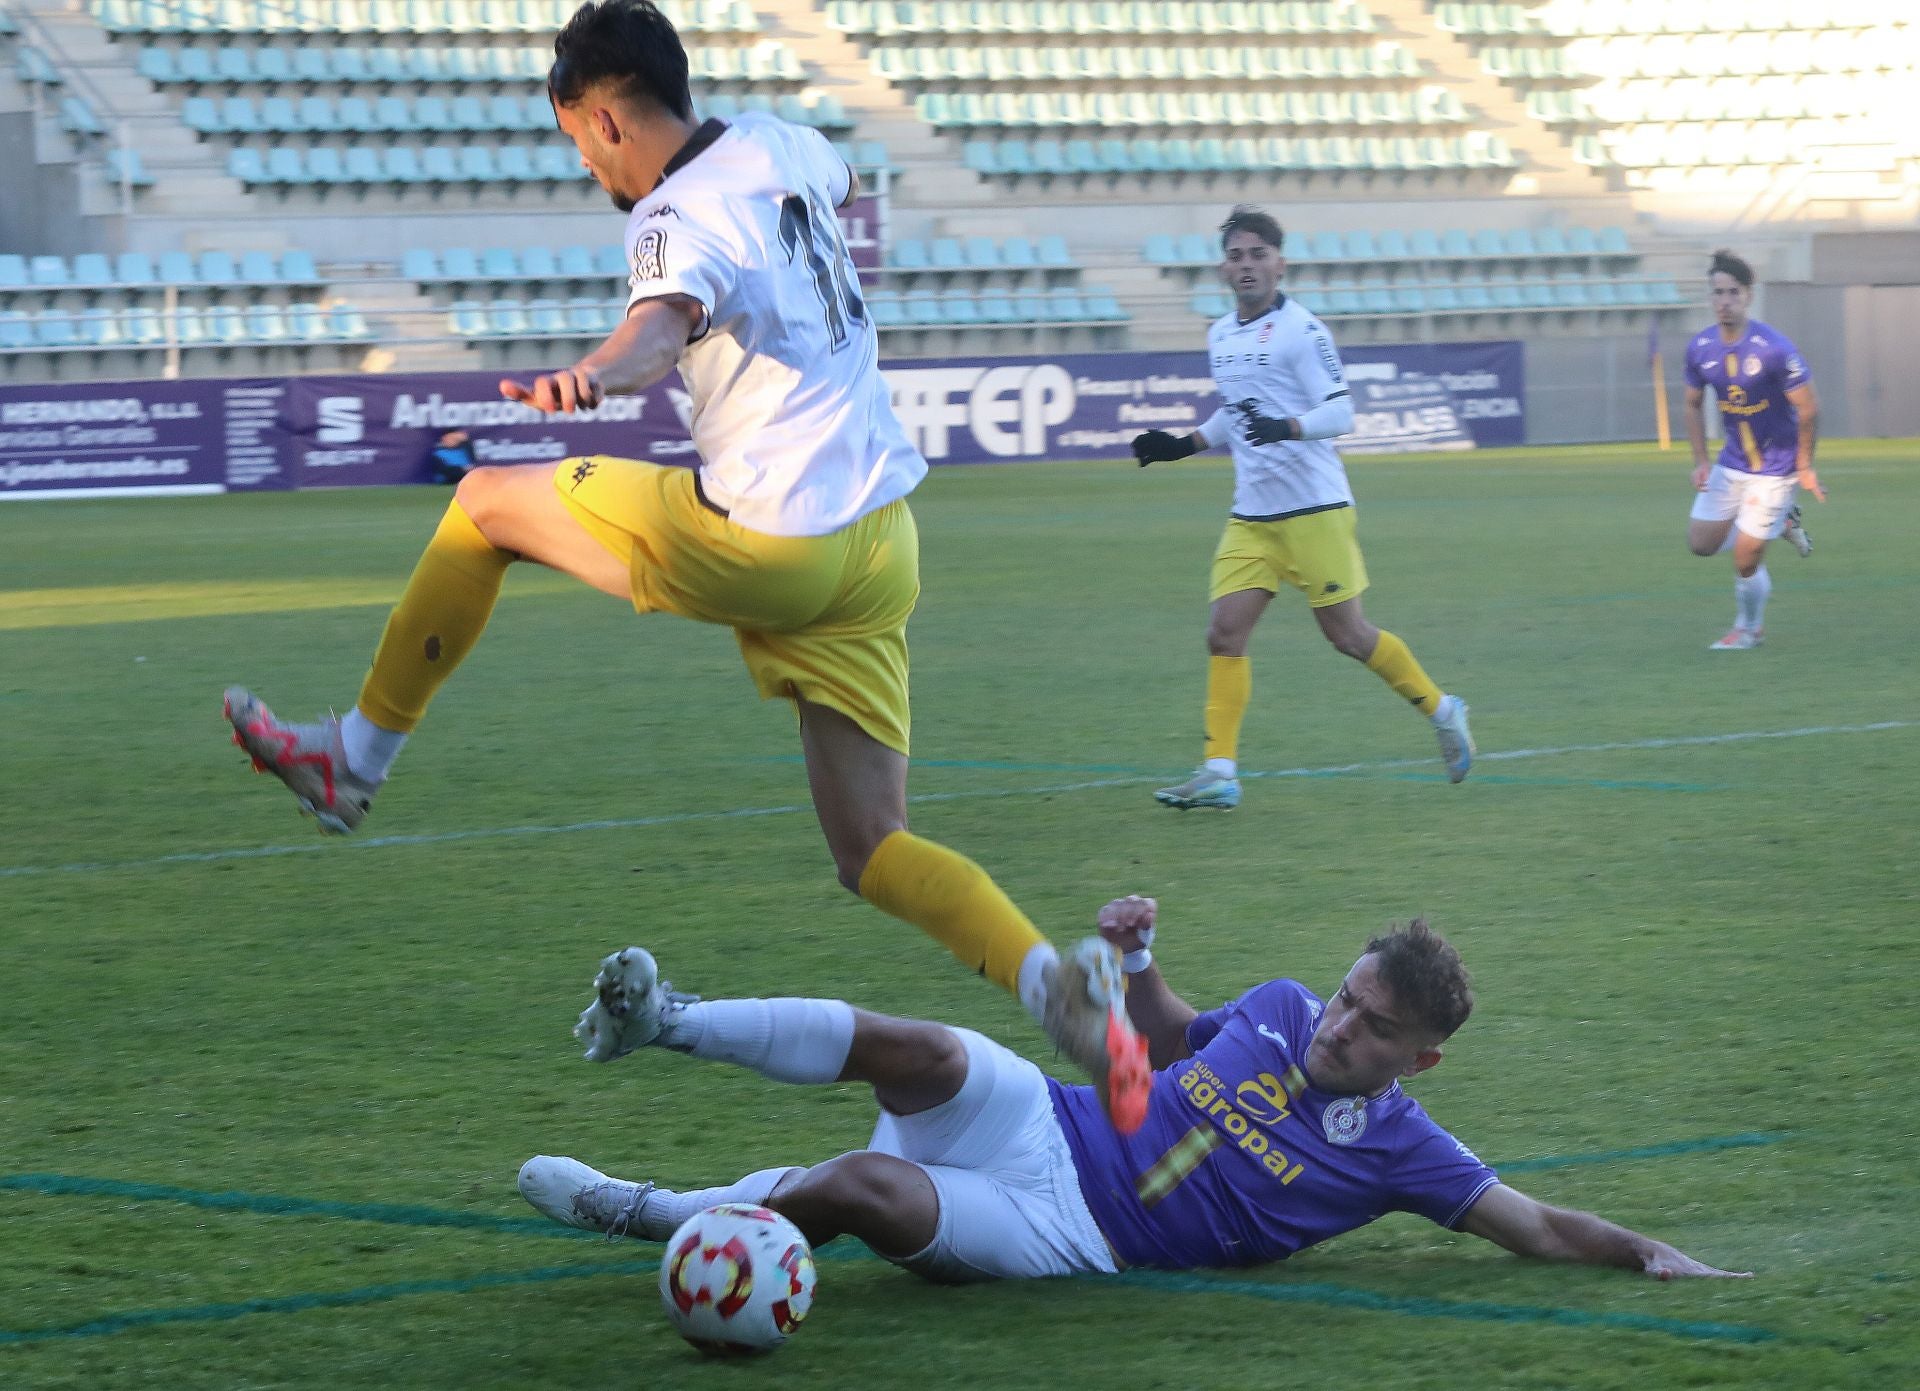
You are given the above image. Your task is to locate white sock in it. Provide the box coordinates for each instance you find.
[1017,941,1059,1026]
[1736,566,1771,631]
[1429,693,1455,726]
[659,998,854,1084]
[1204,756,1237,778]
[1715,527,1739,555]
[341,708,407,783]
[639,1166,805,1240]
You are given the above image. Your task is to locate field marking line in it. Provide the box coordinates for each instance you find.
[0,720,1911,881]
[0,1132,1791,1236]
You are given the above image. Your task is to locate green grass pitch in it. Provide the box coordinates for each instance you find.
[1,441,1915,1387]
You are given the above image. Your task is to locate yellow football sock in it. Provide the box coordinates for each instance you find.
[355,501,513,733]
[858,830,1045,997]
[1203,655,1251,763]
[1364,630,1442,716]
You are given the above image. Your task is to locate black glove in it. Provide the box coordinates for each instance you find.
[1132,429,1199,467]
[1235,399,1300,446]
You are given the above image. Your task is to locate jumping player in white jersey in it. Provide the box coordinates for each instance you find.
[220,0,1148,1129]
[518,896,1744,1286]
[1683,248,1824,651]
[1131,207,1474,810]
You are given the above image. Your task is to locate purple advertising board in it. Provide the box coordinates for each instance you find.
[838,192,881,272]
[0,377,275,498]
[881,341,1524,465]
[275,371,696,491]
[0,341,1523,498]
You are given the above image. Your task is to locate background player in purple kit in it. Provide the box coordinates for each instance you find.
[1684,249,1826,651]
[517,896,1746,1284]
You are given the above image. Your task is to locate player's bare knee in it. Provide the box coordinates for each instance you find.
[790,1153,905,1222]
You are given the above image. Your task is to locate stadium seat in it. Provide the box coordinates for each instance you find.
[280,249,318,282]
[158,251,197,283]
[106,148,155,189]
[29,256,70,287]
[326,304,373,339]
[449,299,489,337]
[238,250,279,283]
[246,303,290,341]
[0,311,33,351]
[114,251,156,284]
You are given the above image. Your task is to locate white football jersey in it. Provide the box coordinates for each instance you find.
[622,113,926,537]
[1197,296,1354,519]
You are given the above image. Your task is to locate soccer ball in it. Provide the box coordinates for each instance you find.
[659,1203,816,1355]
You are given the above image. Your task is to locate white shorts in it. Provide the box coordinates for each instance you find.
[1690,465,1797,541]
[865,1028,1117,1284]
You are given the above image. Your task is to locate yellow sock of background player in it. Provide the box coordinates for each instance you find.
[355,502,514,733]
[858,830,1047,1000]
[1203,655,1252,766]
[1364,630,1442,716]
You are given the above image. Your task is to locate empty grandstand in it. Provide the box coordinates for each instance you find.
[1,0,1914,438]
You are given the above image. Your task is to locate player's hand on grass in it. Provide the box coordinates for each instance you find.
[1096,895,1157,953]
[500,366,604,414]
[1796,466,1827,503]
[1642,1241,1751,1280]
[1690,461,1712,491]
[1132,430,1196,467]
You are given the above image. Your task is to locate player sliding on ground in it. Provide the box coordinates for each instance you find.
[1132,206,1474,810]
[520,897,1747,1284]
[220,0,1147,1129]
[1683,248,1825,651]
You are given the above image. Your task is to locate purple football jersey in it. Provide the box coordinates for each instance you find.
[1048,979,1497,1270]
[1683,320,1812,477]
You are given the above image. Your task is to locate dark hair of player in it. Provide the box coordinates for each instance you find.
[550,0,693,119]
[1220,205,1285,252]
[1363,918,1474,1041]
[1709,248,1754,289]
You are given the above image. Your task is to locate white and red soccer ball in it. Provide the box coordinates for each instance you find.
[659,1203,817,1355]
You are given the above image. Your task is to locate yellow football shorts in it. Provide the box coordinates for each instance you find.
[554,455,919,754]
[1209,505,1370,608]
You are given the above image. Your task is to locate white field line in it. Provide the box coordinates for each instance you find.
[2,720,1912,880]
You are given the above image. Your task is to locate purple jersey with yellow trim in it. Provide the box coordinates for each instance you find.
[1683,320,1811,477]
[1047,979,1497,1270]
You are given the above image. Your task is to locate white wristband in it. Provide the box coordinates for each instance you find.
[1121,948,1154,974]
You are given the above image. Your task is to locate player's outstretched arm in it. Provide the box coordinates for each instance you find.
[1459,1182,1750,1280]
[1095,895,1197,1068]
[499,296,703,413]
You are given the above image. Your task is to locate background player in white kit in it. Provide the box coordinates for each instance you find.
[1132,207,1474,810]
[221,0,1149,1129]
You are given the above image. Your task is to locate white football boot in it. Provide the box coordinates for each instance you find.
[573,946,699,1062]
[1782,505,1812,558]
[1153,766,1242,810]
[1431,694,1475,784]
[223,686,377,834]
[1708,627,1763,651]
[517,1156,660,1240]
[1041,937,1151,1135]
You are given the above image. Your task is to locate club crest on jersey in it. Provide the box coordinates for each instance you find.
[633,227,667,283]
[1322,1096,1367,1145]
[1743,355,1762,376]
[1257,322,1274,344]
